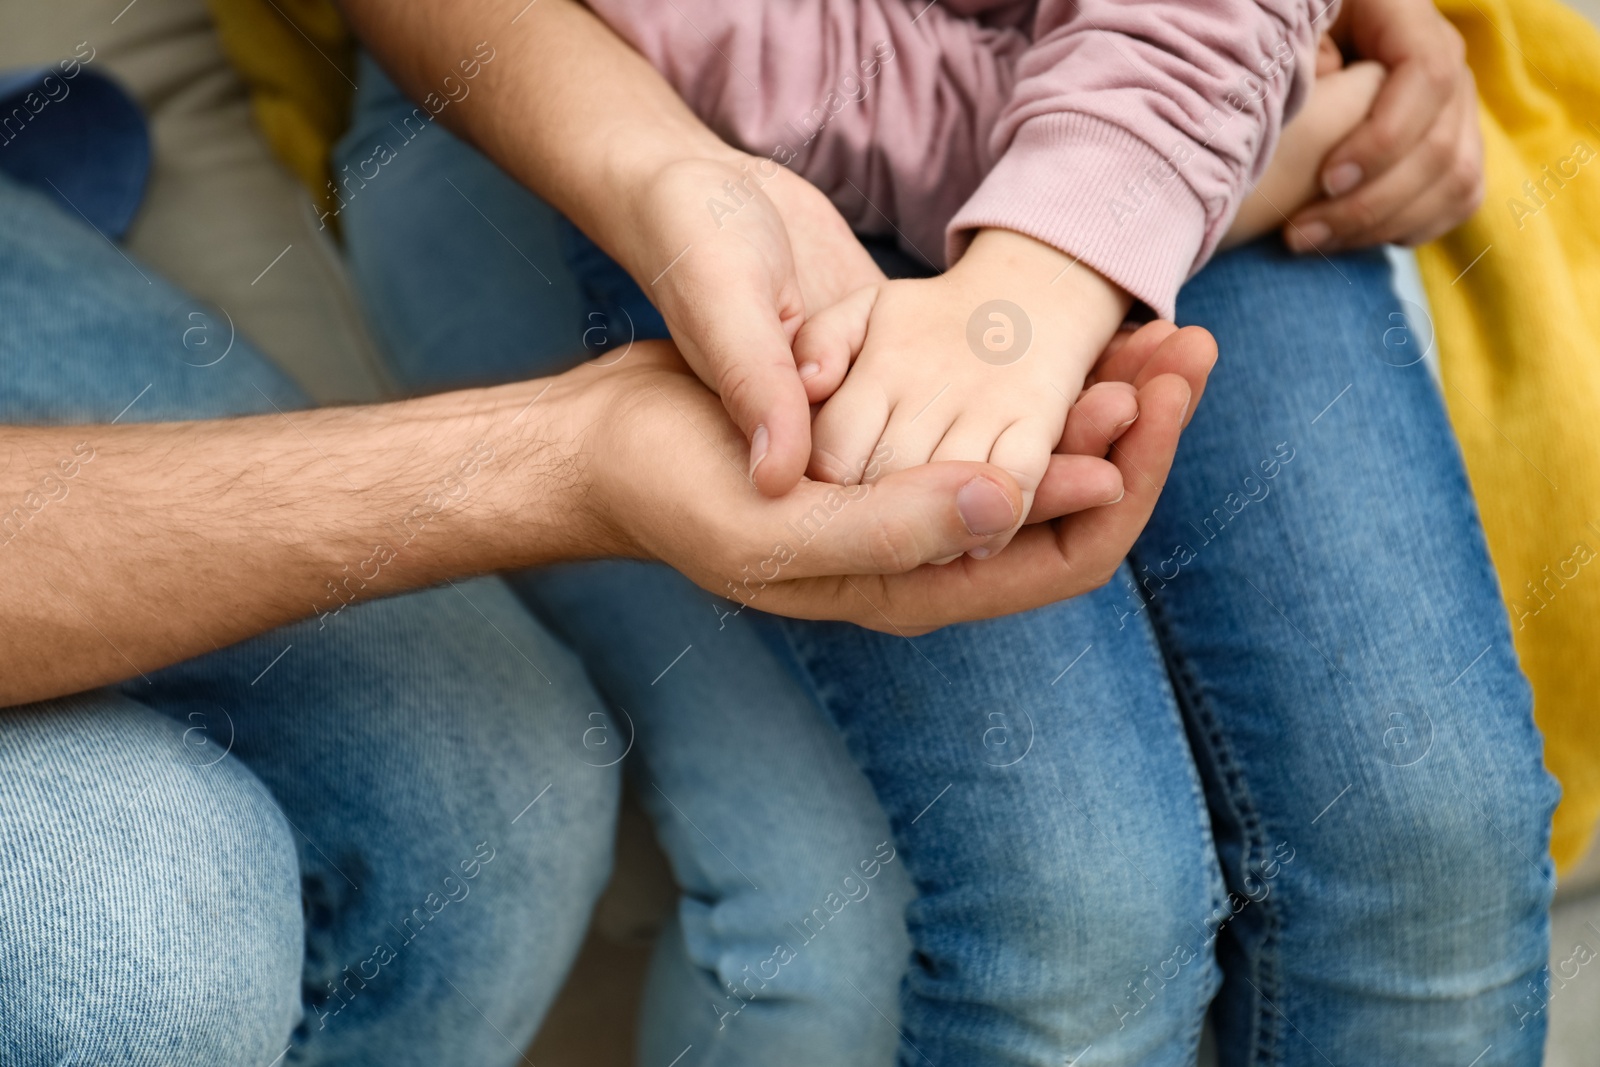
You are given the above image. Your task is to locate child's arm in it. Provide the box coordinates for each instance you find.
[1223,58,1387,249]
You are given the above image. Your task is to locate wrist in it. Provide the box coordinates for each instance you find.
[351,375,612,585]
[952,228,1132,327]
[602,141,753,283]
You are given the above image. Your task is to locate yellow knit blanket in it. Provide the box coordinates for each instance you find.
[211,0,1600,870]
[1420,0,1600,872]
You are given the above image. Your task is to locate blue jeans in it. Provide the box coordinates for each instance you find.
[336,58,1559,1066]
[338,56,915,1067]
[780,240,1559,1066]
[0,173,620,1066]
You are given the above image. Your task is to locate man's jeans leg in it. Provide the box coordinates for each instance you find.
[0,173,619,1067]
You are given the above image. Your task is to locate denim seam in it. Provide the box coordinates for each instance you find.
[1141,588,1285,1067]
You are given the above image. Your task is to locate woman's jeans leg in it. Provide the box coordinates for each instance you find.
[0,173,619,1067]
[335,55,914,1067]
[1145,241,1557,1063]
[782,242,1556,1066]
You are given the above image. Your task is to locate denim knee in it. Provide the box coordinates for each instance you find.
[0,696,303,1067]
[646,866,912,1065]
[1283,671,1559,1031]
[1312,756,1557,997]
[902,812,1221,1064]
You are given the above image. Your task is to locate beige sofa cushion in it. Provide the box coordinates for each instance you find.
[0,0,389,404]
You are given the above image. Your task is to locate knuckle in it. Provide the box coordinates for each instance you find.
[863,515,924,573]
[1442,24,1468,69]
[1422,46,1462,92]
[717,357,793,421]
[1364,120,1400,161]
[715,362,761,418]
[808,446,855,486]
[1426,118,1457,159]
[1339,195,1382,236]
[1087,562,1120,591]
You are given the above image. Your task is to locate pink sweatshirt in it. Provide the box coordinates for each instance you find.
[586,0,1336,317]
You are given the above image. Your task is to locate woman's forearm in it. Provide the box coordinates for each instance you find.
[338,0,741,281]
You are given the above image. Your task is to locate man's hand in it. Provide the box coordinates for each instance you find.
[1285,0,1485,252]
[568,328,1211,632]
[0,331,1211,704]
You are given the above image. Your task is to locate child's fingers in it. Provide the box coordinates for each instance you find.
[1059,381,1138,456]
[974,416,1058,558]
[808,377,892,486]
[792,285,878,404]
[1028,455,1126,523]
[866,392,968,482]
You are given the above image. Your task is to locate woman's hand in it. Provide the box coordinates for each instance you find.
[617,155,885,497]
[1286,0,1485,253]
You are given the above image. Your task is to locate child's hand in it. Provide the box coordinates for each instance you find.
[796,229,1132,558]
[1225,54,1387,249]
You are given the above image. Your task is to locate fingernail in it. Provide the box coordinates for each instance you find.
[968,545,994,560]
[957,477,1016,536]
[748,424,769,480]
[1104,487,1126,505]
[1115,416,1137,431]
[1322,161,1363,198]
[1291,221,1331,252]
[798,361,821,382]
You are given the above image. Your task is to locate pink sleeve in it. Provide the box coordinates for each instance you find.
[583,0,1028,271]
[585,0,1334,318]
[947,0,1336,316]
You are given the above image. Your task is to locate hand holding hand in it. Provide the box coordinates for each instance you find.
[550,324,1213,632]
[1284,0,1484,252]
[794,228,1132,558]
[617,154,884,495]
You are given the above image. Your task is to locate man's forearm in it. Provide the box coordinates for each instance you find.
[0,380,591,707]
[338,0,740,280]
